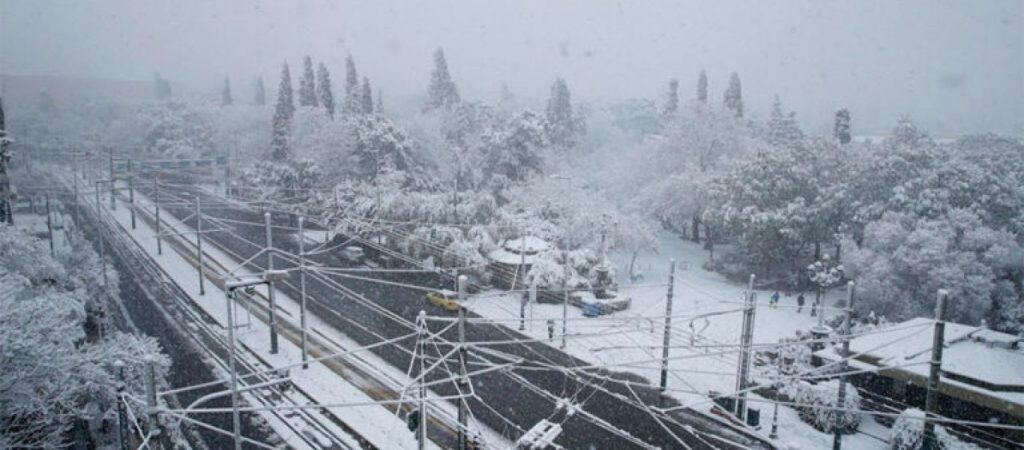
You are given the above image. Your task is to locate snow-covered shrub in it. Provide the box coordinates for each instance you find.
[890,408,983,450]
[782,379,861,433]
[525,251,568,288]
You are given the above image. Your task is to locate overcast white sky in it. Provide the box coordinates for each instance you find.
[2,0,1022,135]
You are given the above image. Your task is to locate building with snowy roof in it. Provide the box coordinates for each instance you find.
[486,236,551,289]
[815,317,1024,445]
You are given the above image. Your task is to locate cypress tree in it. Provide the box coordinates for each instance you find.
[375,89,383,114]
[154,73,172,99]
[663,78,679,117]
[545,77,576,147]
[221,77,233,106]
[253,75,266,106]
[271,62,294,161]
[299,55,318,107]
[360,77,373,114]
[343,55,360,115]
[426,48,460,110]
[834,108,852,144]
[317,62,335,118]
[723,72,743,118]
[697,70,708,103]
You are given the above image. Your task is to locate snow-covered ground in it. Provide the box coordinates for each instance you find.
[467,230,890,450]
[86,177,514,450]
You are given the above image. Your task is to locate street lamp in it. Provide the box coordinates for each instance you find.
[223,270,288,450]
[806,255,844,360]
[807,254,844,327]
[551,175,572,350]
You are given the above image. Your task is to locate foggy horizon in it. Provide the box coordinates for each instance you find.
[2,0,1022,136]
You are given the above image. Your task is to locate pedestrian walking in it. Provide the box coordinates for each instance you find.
[770,291,780,309]
[797,293,805,313]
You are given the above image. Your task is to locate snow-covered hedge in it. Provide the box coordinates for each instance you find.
[781,379,861,433]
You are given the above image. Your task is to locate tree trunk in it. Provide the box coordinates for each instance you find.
[691,216,701,243]
[704,224,714,261]
[814,241,821,260]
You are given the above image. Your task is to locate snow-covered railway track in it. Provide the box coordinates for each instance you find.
[66,174,367,450]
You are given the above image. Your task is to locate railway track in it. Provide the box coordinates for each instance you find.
[70,173,369,450]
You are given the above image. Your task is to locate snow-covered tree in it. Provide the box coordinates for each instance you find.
[317,62,335,118]
[545,77,581,148]
[153,72,172,100]
[375,89,383,114]
[662,79,679,117]
[697,70,708,103]
[349,115,419,181]
[834,108,851,144]
[221,76,233,106]
[765,95,803,146]
[426,48,461,110]
[0,225,170,448]
[237,159,324,211]
[298,55,318,107]
[253,75,266,106]
[482,110,548,182]
[843,210,1020,324]
[271,62,294,161]
[139,101,216,159]
[723,72,743,118]
[343,55,360,115]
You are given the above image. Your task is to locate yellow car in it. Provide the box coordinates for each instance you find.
[425,289,460,311]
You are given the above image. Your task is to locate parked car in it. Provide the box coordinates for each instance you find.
[340,246,365,263]
[425,289,460,311]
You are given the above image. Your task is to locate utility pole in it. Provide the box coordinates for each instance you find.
[298,216,309,368]
[108,148,116,210]
[529,284,536,332]
[734,274,757,422]
[45,193,55,256]
[922,290,950,450]
[561,246,569,350]
[95,181,109,291]
[114,360,129,450]
[833,281,855,450]
[457,275,469,450]
[225,289,243,450]
[195,196,205,296]
[154,180,162,255]
[0,96,12,226]
[658,258,676,406]
[265,212,279,354]
[144,355,162,450]
[72,153,80,225]
[128,160,135,229]
[417,310,428,450]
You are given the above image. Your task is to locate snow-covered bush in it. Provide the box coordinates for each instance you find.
[890,408,982,450]
[781,379,861,433]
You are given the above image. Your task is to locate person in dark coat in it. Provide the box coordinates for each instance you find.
[797,293,805,313]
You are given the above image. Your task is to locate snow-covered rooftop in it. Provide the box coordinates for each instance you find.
[502,236,551,254]
[818,317,1024,411]
[487,236,552,265]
